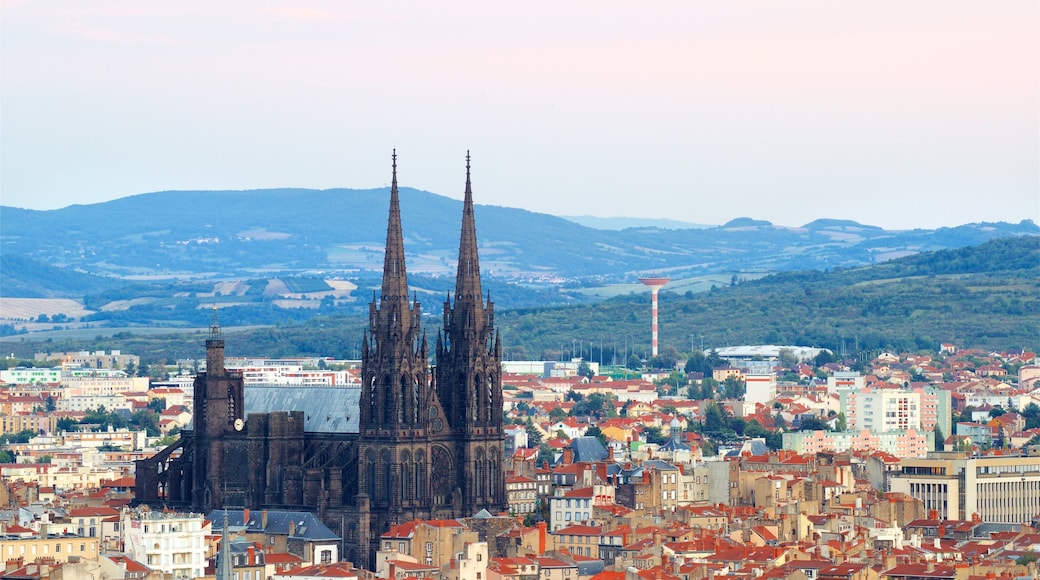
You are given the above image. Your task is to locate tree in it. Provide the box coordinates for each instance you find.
[933,425,945,450]
[703,402,726,432]
[650,346,682,370]
[722,376,745,399]
[685,351,709,375]
[834,412,847,432]
[797,416,830,432]
[577,362,594,379]
[778,348,799,369]
[148,398,167,412]
[569,393,617,419]
[549,407,566,421]
[642,426,668,445]
[525,421,543,447]
[1024,402,1040,430]
[814,350,836,367]
[626,354,642,370]
[585,425,607,446]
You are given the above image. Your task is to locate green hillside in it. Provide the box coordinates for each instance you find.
[3,236,1036,363]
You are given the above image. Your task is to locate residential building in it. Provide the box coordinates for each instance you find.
[121,507,209,579]
[889,452,1040,523]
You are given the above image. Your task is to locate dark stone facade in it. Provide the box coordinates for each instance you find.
[135,152,506,567]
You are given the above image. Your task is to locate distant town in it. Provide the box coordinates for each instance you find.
[1,342,1038,580]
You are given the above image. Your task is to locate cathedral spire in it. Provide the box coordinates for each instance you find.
[381,150,409,304]
[454,151,483,314]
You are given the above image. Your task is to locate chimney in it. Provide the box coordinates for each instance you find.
[289,520,296,537]
[262,510,268,528]
[244,508,250,525]
[248,545,255,566]
[563,448,574,465]
[537,521,547,554]
[608,446,615,462]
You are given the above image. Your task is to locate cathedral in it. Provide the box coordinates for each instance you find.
[135,152,507,566]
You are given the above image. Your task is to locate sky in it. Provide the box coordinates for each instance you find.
[2,1,1038,230]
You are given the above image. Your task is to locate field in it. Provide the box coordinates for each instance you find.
[0,298,94,321]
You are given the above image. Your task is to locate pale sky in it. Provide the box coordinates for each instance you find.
[2,1,1038,229]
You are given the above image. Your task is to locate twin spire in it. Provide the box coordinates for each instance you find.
[379,150,484,312]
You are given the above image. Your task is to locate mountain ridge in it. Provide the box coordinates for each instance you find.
[3,188,1036,284]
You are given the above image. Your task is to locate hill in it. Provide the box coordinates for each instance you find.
[4,236,1036,362]
[3,189,1036,284]
[2,189,1036,334]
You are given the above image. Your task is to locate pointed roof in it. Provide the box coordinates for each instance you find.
[381,149,410,304]
[452,151,485,324]
[216,511,233,580]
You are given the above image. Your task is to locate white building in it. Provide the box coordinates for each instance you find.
[827,371,865,394]
[121,508,209,579]
[889,452,1040,523]
[745,372,777,406]
[0,368,61,384]
[842,388,921,433]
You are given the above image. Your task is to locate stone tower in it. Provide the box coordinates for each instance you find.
[358,152,451,544]
[435,152,506,514]
[192,315,246,509]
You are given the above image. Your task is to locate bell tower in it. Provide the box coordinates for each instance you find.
[358,152,449,552]
[435,152,505,513]
[191,312,245,510]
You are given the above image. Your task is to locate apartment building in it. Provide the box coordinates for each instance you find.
[889,452,1040,523]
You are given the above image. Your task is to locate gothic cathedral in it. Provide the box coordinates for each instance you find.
[135,152,506,566]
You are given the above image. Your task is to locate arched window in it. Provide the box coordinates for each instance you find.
[383,374,393,425]
[415,451,426,502]
[401,451,413,501]
[475,449,485,502]
[486,373,496,424]
[381,449,392,502]
[399,374,409,423]
[488,448,500,498]
[366,454,376,498]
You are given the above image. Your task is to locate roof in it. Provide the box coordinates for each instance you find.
[570,436,609,462]
[208,509,340,541]
[244,385,360,433]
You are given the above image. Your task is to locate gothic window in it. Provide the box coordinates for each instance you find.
[381,449,392,502]
[383,374,393,425]
[473,374,482,423]
[413,376,420,424]
[489,448,500,498]
[475,449,485,502]
[369,376,377,424]
[366,455,376,498]
[401,451,413,501]
[415,451,426,502]
[487,373,495,424]
[399,374,408,423]
[431,446,452,506]
[227,385,236,424]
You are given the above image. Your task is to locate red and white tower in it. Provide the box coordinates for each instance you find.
[639,277,670,358]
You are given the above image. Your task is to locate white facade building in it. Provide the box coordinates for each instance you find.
[121,508,209,579]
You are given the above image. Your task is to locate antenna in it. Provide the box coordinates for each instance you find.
[209,305,222,341]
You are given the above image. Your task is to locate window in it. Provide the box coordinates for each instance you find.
[321,550,333,564]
